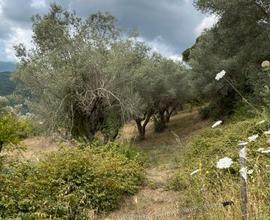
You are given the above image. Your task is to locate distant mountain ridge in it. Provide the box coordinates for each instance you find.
[0,72,16,96]
[0,61,16,96]
[0,61,16,72]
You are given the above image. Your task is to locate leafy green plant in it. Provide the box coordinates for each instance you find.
[0,112,31,152]
[0,142,144,219]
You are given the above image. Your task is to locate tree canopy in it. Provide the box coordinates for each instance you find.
[15,4,189,141]
[186,0,270,117]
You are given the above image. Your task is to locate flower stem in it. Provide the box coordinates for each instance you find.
[224,77,262,116]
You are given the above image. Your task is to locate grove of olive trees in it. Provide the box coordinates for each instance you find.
[14,4,190,141]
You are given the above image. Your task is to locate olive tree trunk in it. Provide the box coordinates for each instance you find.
[154,110,166,133]
[135,112,152,140]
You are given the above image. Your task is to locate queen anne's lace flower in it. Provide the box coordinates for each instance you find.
[212,120,222,128]
[215,70,226,81]
[257,147,270,154]
[261,60,270,69]
[216,157,233,169]
[248,134,259,142]
[247,169,254,175]
[238,141,249,146]
[264,130,270,135]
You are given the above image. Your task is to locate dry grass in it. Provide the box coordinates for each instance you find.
[9,110,212,219]
[104,111,210,219]
[6,110,269,219]
[10,136,74,162]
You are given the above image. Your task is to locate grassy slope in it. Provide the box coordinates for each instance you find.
[15,110,270,219]
[18,111,208,219]
[107,111,270,219]
[104,111,209,219]
[169,116,270,219]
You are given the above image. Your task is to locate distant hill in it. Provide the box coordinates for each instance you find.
[0,61,16,96]
[0,71,16,96]
[0,61,16,72]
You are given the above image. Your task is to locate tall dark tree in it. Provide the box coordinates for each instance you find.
[188,0,270,117]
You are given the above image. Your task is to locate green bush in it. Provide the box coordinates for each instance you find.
[0,111,32,152]
[0,142,144,219]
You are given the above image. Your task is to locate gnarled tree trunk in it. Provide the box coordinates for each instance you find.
[135,111,152,141]
[154,109,166,133]
[165,106,176,123]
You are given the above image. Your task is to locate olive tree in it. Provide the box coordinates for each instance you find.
[132,54,190,139]
[15,4,147,140]
[152,58,189,132]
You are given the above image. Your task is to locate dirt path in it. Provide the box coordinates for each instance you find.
[14,110,208,219]
[104,111,209,219]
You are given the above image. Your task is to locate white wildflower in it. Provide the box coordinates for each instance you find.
[39,121,44,125]
[215,70,226,81]
[264,130,270,135]
[238,141,249,146]
[247,169,254,175]
[257,147,270,154]
[257,148,265,153]
[262,148,270,154]
[190,169,200,176]
[216,157,233,169]
[261,60,270,69]
[212,120,222,128]
[248,134,259,142]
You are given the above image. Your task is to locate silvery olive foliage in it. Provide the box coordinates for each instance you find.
[15,4,189,140]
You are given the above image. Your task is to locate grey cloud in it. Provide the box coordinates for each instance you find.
[2,0,40,24]
[66,0,204,53]
[0,0,206,60]
[0,19,11,39]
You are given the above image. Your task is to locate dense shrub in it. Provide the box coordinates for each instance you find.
[0,142,144,219]
[0,111,32,152]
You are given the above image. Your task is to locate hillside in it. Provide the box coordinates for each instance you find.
[15,110,211,219]
[0,61,16,72]
[0,61,16,96]
[1,1,270,219]
[0,71,16,96]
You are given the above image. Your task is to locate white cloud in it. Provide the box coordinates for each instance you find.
[30,0,47,9]
[5,27,33,61]
[0,0,207,61]
[0,0,3,12]
[0,0,4,17]
[139,36,181,61]
[168,55,183,62]
[195,14,219,36]
[3,28,182,62]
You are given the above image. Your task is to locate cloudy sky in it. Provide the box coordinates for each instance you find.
[0,0,217,62]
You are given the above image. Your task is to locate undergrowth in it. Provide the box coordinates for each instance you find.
[169,116,270,219]
[0,142,144,219]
